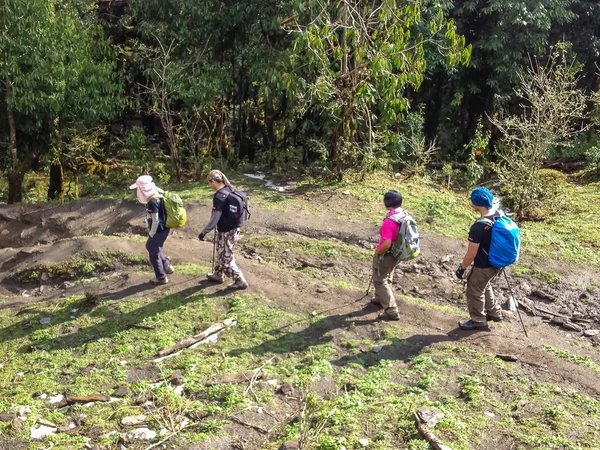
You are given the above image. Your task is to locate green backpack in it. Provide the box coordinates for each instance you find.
[163,191,187,229]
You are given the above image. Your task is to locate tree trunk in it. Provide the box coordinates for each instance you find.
[7,170,25,204]
[48,161,65,201]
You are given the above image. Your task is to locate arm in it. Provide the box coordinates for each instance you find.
[199,210,223,239]
[460,242,480,270]
[149,212,159,237]
[375,239,392,255]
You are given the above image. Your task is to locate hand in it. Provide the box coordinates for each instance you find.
[149,231,155,238]
[198,232,205,241]
[455,265,466,279]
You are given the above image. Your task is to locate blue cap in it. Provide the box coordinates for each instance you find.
[471,187,494,209]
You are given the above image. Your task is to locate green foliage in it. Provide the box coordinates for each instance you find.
[492,44,589,217]
[0,0,122,202]
[283,0,470,178]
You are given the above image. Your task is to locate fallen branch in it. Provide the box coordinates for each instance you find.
[129,324,157,330]
[296,257,334,270]
[414,412,452,450]
[244,357,275,401]
[64,394,111,405]
[156,318,237,357]
[207,373,257,386]
[230,415,269,434]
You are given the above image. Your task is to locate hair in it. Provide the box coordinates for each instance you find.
[207,170,232,187]
[383,190,403,208]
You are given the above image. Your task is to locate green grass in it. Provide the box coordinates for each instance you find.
[9,250,147,283]
[1,288,599,448]
[541,345,600,374]
[512,263,562,285]
[246,235,371,261]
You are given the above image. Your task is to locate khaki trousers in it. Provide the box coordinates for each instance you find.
[372,253,401,312]
[466,266,501,323]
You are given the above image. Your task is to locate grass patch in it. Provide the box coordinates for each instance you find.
[246,235,370,261]
[10,250,147,283]
[401,295,464,315]
[541,345,600,374]
[512,264,562,284]
[175,263,210,276]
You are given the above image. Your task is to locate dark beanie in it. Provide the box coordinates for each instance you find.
[470,187,494,209]
[384,190,403,208]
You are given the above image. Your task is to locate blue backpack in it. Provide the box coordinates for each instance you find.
[477,212,520,268]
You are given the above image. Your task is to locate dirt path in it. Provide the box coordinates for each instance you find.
[1,199,600,405]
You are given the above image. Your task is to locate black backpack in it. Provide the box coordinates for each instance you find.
[225,187,250,227]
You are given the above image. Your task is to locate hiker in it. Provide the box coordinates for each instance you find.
[455,187,503,330]
[130,175,174,285]
[371,190,408,321]
[198,170,249,289]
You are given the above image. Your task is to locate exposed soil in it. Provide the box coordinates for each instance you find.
[1,198,600,448]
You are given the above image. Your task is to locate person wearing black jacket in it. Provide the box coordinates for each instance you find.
[198,170,248,289]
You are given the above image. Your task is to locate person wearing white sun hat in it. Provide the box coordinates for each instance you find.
[129,175,174,285]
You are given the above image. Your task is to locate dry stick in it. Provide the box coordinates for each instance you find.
[229,415,269,434]
[414,413,452,450]
[156,318,237,357]
[244,357,275,401]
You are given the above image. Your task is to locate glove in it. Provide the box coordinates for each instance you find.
[198,232,206,241]
[455,265,466,279]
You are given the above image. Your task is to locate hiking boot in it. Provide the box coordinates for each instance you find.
[206,272,224,283]
[228,278,249,290]
[151,277,169,285]
[486,313,503,322]
[165,264,175,275]
[379,308,400,321]
[458,319,488,331]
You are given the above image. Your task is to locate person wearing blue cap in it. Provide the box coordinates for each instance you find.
[455,187,503,330]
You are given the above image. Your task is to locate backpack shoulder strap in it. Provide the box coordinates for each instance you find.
[476,217,494,227]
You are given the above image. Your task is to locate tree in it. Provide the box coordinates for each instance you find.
[492,44,589,217]
[0,0,121,203]
[420,0,577,155]
[282,0,471,178]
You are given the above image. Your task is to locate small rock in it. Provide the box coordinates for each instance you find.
[416,406,445,428]
[279,440,300,450]
[121,415,146,426]
[440,255,453,264]
[122,427,156,441]
[113,385,131,398]
[170,371,185,386]
[266,379,278,386]
[30,424,56,440]
[173,385,184,395]
[16,372,25,377]
[485,411,496,418]
[40,272,49,282]
[373,345,383,354]
[47,393,63,404]
[584,329,600,337]
[119,360,127,366]
[58,422,77,432]
[39,317,51,325]
[39,394,48,400]
[284,249,291,253]
[279,382,294,396]
[359,438,369,447]
[11,418,24,431]
[0,229,9,236]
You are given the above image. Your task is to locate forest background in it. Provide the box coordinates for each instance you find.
[1,0,600,219]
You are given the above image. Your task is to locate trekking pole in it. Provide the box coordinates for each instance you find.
[365,277,373,297]
[212,232,217,273]
[503,269,528,337]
